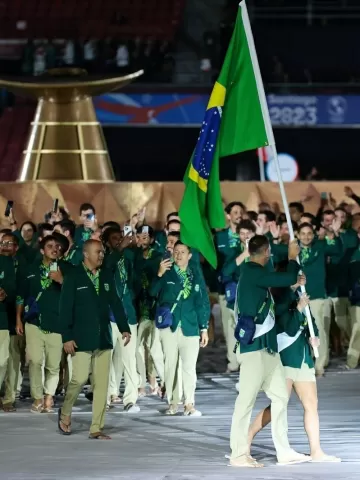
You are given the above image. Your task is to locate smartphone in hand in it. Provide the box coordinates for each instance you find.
[4,200,13,217]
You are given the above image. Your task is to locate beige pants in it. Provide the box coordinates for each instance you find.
[109,323,140,405]
[62,349,111,434]
[136,319,164,388]
[230,350,291,462]
[25,323,63,400]
[227,309,239,371]
[219,295,238,371]
[0,329,10,389]
[324,296,351,339]
[160,327,199,405]
[309,299,328,373]
[348,306,360,368]
[3,334,26,404]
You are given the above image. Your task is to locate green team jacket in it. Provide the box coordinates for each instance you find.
[149,266,210,336]
[133,247,163,320]
[326,229,358,298]
[74,225,93,247]
[59,264,130,351]
[104,249,137,326]
[236,260,300,354]
[275,288,318,369]
[299,237,342,300]
[214,228,238,294]
[0,255,16,330]
[17,260,69,334]
[222,242,279,309]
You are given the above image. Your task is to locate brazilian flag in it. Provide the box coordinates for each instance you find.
[179,0,274,268]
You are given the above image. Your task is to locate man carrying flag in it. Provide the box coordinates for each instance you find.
[180,0,313,469]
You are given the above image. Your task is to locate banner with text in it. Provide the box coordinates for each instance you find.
[94,93,360,127]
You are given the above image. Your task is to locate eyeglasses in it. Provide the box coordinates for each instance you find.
[0,241,15,246]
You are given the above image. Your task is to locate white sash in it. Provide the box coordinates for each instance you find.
[253,305,275,339]
[277,328,303,353]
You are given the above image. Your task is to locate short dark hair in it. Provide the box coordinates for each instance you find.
[246,211,258,222]
[20,221,37,234]
[52,232,70,254]
[174,240,191,252]
[225,202,245,215]
[167,219,181,229]
[38,223,53,239]
[57,220,76,239]
[1,232,19,245]
[248,235,270,256]
[335,207,347,215]
[167,231,180,240]
[136,225,154,238]
[259,210,276,223]
[289,202,304,214]
[79,203,95,215]
[0,228,12,235]
[103,221,120,230]
[302,212,315,222]
[166,211,179,222]
[39,234,58,250]
[298,222,314,233]
[322,209,335,219]
[102,226,121,244]
[237,219,256,234]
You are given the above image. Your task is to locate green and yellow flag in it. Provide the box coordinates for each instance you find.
[179,0,274,268]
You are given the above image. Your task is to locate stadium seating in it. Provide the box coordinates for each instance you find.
[0,0,186,39]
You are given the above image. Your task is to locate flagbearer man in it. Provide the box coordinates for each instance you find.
[57,240,131,439]
[230,236,310,468]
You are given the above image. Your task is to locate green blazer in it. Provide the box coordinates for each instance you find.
[299,237,342,300]
[215,229,241,294]
[150,265,210,336]
[19,261,65,334]
[326,229,358,298]
[59,264,130,351]
[237,260,300,354]
[0,255,16,330]
[133,247,163,320]
[275,288,318,369]
[63,243,83,266]
[74,225,93,247]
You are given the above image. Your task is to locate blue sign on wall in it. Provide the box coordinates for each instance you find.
[94,93,360,127]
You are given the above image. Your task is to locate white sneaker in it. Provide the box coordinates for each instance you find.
[124,403,140,413]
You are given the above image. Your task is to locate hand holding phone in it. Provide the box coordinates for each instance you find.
[53,198,59,213]
[142,226,149,234]
[50,262,58,272]
[4,200,14,218]
[124,225,132,236]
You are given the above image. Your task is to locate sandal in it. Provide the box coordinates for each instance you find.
[89,432,111,440]
[110,396,122,405]
[57,408,71,436]
[42,406,55,413]
[149,385,160,396]
[2,402,16,413]
[31,403,43,413]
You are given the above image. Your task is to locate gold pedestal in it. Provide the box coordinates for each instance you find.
[0,68,143,181]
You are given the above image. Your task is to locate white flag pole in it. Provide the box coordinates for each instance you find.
[258,148,266,182]
[241,1,319,357]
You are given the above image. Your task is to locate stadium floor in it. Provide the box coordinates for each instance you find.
[1,365,359,480]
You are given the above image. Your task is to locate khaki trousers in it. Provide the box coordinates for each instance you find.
[230,350,291,462]
[3,334,26,404]
[62,349,111,434]
[25,323,63,400]
[160,327,199,405]
[348,306,360,368]
[227,309,239,371]
[136,319,164,388]
[324,296,351,339]
[109,323,139,405]
[309,299,328,372]
[0,329,10,389]
[219,295,238,370]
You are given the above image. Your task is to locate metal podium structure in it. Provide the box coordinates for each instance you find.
[0,68,143,182]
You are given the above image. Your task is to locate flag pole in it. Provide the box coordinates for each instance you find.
[241,0,319,357]
[258,148,266,182]
[270,145,319,358]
